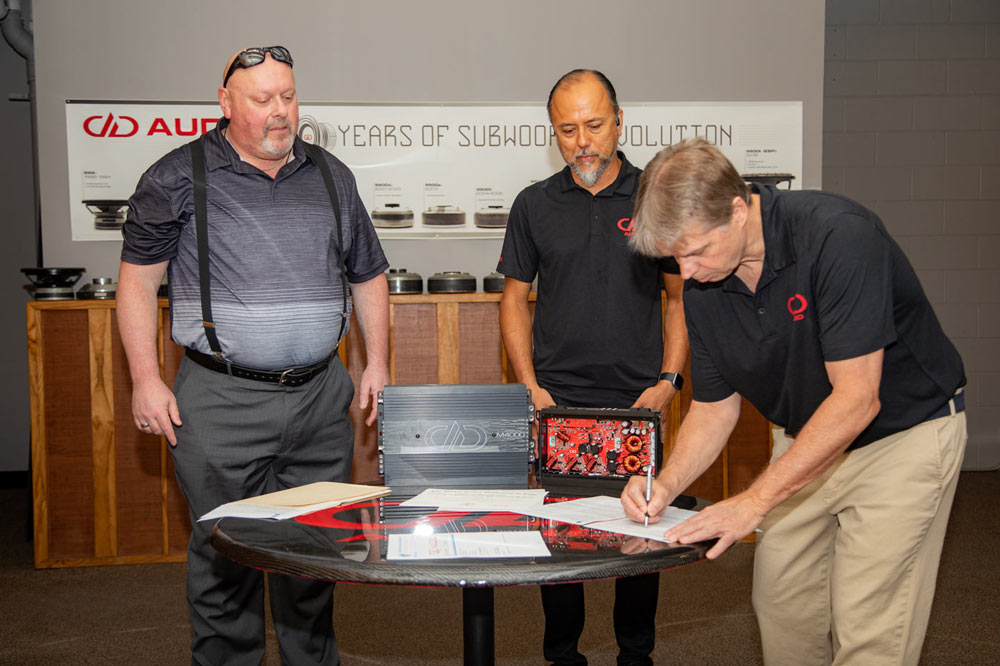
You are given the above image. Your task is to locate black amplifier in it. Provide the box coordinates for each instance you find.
[537,406,661,496]
[377,384,534,489]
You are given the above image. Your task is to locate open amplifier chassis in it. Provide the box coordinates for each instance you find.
[538,406,661,496]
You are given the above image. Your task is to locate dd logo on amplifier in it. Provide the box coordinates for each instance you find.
[425,422,488,450]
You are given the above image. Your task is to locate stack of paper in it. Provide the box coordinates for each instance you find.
[399,488,548,513]
[519,495,697,543]
[384,489,699,560]
[198,482,391,522]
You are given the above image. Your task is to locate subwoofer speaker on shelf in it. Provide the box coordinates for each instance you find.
[386,268,423,294]
[427,271,476,293]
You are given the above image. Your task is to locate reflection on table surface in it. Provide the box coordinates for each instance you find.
[210,493,710,588]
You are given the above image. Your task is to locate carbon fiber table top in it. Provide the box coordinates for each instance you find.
[209,493,710,588]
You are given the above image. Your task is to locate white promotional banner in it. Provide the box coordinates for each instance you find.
[66,101,802,241]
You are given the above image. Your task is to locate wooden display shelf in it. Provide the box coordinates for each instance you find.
[27,300,188,568]
[27,294,770,568]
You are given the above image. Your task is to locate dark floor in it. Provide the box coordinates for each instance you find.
[1,471,998,665]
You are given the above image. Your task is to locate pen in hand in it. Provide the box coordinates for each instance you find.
[644,462,652,527]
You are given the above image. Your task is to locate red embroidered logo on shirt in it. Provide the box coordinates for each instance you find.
[787,294,808,321]
[617,217,634,236]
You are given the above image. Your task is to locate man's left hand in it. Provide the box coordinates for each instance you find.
[358,364,389,426]
[663,491,768,560]
[631,381,677,414]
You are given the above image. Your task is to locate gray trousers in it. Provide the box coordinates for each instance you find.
[170,354,355,666]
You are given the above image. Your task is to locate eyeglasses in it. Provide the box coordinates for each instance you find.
[222,46,294,87]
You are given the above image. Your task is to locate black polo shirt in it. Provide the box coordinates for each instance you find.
[686,184,965,449]
[497,153,679,406]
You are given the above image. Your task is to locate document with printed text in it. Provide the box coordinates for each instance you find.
[521,495,698,543]
[399,488,548,513]
[387,531,551,560]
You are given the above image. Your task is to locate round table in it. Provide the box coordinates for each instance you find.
[211,493,709,665]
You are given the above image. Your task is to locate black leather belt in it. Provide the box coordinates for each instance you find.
[926,391,965,421]
[185,348,331,387]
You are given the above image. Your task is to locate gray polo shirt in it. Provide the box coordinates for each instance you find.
[121,124,388,369]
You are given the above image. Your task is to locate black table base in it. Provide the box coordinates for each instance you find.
[463,587,495,666]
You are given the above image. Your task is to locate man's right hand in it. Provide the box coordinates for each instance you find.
[132,377,182,446]
[530,385,556,413]
[621,474,676,524]
[528,385,555,456]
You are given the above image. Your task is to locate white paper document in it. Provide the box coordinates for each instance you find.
[198,482,391,522]
[387,531,551,560]
[527,495,628,523]
[522,495,698,543]
[398,488,548,513]
[584,515,696,543]
[199,503,316,522]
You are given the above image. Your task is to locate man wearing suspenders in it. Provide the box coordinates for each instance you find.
[118,46,389,665]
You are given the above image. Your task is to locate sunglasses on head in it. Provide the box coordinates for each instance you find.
[222,46,293,87]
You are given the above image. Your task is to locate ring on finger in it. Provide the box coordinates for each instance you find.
[140,422,150,428]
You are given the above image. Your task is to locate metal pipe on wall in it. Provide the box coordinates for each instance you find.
[1,0,41,266]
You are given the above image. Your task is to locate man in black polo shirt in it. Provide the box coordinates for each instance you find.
[498,70,687,666]
[621,138,966,666]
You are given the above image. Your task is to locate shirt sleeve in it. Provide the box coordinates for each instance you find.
[686,291,736,403]
[813,214,896,362]
[496,190,538,282]
[120,160,188,265]
[339,166,389,283]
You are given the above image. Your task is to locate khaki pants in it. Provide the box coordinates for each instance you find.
[752,408,966,666]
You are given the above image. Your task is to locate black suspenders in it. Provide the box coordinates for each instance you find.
[189,136,222,355]
[188,136,349,361]
[302,142,350,348]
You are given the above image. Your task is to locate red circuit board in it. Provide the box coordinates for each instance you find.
[540,414,657,480]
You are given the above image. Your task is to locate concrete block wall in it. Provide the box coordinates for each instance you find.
[825,0,1000,469]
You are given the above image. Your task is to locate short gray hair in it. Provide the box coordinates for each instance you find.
[630,138,750,257]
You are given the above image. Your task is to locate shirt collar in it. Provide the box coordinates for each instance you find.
[719,183,796,294]
[556,151,638,197]
[754,182,796,274]
[203,118,306,175]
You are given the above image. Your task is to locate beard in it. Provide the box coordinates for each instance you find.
[260,118,294,157]
[570,148,613,187]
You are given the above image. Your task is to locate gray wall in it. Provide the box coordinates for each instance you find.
[823,0,1000,469]
[33,0,825,281]
[0,5,36,471]
[15,0,827,472]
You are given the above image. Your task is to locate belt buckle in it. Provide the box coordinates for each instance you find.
[278,360,325,386]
